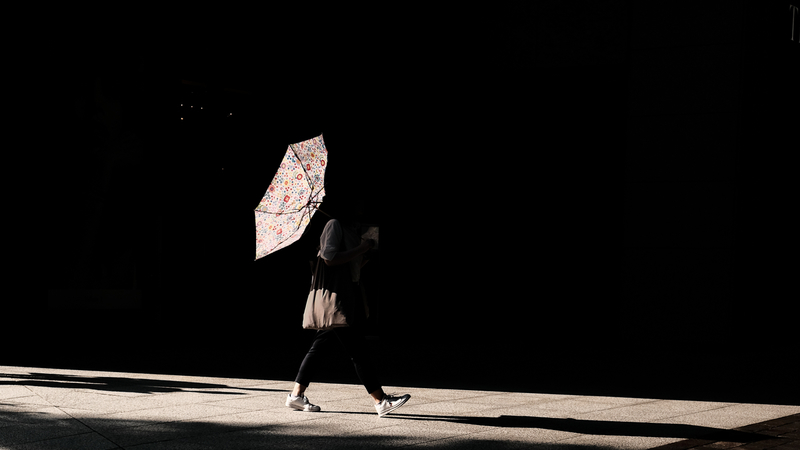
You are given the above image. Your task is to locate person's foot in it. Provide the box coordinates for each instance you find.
[375,393,410,417]
[286,394,321,412]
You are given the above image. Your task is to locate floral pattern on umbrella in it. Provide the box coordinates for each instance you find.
[255,134,327,259]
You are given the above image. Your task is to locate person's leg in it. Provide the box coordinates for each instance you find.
[291,383,307,398]
[333,326,384,402]
[369,388,386,404]
[294,330,336,395]
[287,330,337,412]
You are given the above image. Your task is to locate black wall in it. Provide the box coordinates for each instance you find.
[37,3,798,405]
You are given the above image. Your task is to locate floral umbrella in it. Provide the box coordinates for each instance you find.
[254,134,327,260]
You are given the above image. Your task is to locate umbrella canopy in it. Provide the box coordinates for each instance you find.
[255,134,328,260]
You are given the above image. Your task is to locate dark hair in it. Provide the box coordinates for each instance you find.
[322,195,364,224]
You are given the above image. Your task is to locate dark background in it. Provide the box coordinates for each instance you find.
[34,2,798,405]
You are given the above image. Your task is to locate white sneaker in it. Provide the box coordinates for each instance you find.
[375,393,410,417]
[285,394,321,412]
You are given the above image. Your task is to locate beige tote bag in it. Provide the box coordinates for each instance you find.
[302,256,349,330]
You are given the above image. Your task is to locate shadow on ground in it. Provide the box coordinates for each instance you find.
[0,372,283,395]
[385,413,769,442]
[0,411,773,450]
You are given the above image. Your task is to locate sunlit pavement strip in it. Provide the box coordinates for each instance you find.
[1,366,798,450]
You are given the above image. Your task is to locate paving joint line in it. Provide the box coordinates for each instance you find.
[20,383,124,449]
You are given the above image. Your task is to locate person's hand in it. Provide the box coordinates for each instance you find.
[364,239,376,249]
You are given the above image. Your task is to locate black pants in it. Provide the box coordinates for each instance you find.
[294,326,382,394]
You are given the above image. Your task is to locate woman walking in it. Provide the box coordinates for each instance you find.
[287,215,410,417]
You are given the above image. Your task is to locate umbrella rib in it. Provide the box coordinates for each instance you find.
[256,208,306,216]
[312,204,332,219]
[289,141,321,196]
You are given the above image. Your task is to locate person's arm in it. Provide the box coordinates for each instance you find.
[324,239,375,266]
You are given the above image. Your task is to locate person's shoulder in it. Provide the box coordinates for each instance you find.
[322,219,341,234]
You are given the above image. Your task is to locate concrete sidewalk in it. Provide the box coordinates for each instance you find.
[1,365,798,449]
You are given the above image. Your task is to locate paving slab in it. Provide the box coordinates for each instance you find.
[9,431,118,450]
[652,413,800,449]
[0,418,94,448]
[1,365,798,450]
